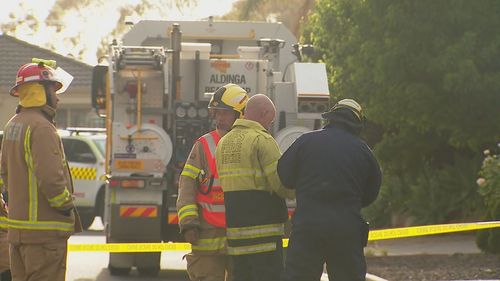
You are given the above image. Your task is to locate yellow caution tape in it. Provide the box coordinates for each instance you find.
[368,220,500,241]
[68,221,500,252]
[69,242,192,252]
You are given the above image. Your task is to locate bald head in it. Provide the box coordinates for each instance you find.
[244,94,276,130]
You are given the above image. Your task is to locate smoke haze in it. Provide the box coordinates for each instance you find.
[0,0,235,64]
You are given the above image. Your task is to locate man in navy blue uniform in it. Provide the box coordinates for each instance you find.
[278,99,382,281]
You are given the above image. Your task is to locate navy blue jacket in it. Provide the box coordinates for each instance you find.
[277,125,381,229]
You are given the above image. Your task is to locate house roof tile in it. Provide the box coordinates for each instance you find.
[0,34,93,92]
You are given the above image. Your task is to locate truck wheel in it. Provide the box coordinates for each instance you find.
[79,213,94,230]
[108,265,131,276]
[138,266,160,277]
[96,186,105,224]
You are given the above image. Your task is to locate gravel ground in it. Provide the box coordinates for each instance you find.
[363,233,500,280]
[366,253,500,280]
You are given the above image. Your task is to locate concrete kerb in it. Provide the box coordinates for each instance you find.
[320,272,388,281]
[366,273,389,281]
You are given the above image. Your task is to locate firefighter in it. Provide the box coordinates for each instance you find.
[278,99,382,281]
[177,83,249,281]
[0,192,11,281]
[0,59,82,281]
[0,138,10,281]
[215,94,294,281]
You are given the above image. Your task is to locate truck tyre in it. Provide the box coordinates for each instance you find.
[96,186,105,224]
[108,265,131,276]
[79,213,94,230]
[138,266,160,277]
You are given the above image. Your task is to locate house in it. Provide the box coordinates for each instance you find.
[0,34,103,129]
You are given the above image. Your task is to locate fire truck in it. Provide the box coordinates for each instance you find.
[91,19,330,276]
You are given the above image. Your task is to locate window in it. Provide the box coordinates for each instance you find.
[56,108,104,128]
[62,139,97,164]
[93,139,106,157]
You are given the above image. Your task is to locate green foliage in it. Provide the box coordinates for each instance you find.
[476,145,500,253]
[477,147,500,208]
[407,154,484,224]
[306,0,500,225]
[363,174,411,227]
[365,154,484,227]
[476,201,500,254]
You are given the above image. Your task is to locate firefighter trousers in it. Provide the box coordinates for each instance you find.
[9,240,68,281]
[0,231,9,274]
[231,239,284,281]
[185,253,233,281]
[282,226,366,281]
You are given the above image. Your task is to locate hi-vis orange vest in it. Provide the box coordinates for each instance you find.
[196,131,226,228]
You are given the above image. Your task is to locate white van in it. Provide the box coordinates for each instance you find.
[59,128,106,229]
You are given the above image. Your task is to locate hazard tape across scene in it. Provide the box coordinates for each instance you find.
[68,220,500,252]
[68,242,192,252]
[368,220,500,241]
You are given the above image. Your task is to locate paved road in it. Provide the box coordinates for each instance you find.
[365,232,481,256]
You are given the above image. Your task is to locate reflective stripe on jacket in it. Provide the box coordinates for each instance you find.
[0,194,8,272]
[0,193,7,232]
[216,119,294,255]
[0,106,82,243]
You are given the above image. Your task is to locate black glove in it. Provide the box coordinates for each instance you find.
[362,221,369,247]
[183,228,200,245]
[57,208,73,217]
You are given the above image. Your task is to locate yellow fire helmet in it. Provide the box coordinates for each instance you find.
[209,83,249,118]
[322,98,364,121]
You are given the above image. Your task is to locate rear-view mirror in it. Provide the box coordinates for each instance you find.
[91,65,108,117]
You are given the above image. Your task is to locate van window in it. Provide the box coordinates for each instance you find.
[93,139,105,157]
[62,139,97,164]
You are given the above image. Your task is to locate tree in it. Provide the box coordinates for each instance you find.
[476,144,500,253]
[221,0,316,38]
[305,0,500,225]
[1,0,195,64]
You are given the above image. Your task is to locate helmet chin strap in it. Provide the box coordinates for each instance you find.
[42,82,54,108]
[216,124,229,134]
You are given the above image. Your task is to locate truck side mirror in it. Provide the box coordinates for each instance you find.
[91,65,108,116]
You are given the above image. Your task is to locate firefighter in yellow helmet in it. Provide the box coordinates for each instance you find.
[177,83,249,281]
[1,59,82,281]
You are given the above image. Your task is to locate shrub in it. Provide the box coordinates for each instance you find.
[476,144,500,253]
